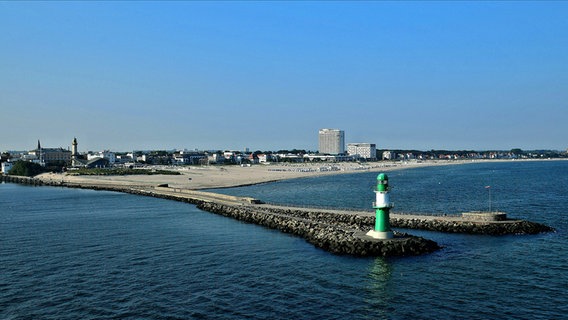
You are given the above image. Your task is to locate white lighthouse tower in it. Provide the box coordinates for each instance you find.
[71,137,78,167]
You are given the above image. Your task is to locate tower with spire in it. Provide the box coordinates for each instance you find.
[36,139,44,165]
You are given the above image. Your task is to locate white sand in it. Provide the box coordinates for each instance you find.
[36,161,468,190]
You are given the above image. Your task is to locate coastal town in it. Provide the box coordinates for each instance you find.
[1,130,555,257]
[1,133,555,257]
[2,128,567,175]
[4,2,567,319]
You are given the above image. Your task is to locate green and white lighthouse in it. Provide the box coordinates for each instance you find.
[366,173,394,239]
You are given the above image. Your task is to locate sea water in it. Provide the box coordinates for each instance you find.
[1,161,567,319]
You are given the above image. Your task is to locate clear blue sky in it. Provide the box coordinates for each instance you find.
[1,1,567,152]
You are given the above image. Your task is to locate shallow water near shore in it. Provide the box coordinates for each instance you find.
[2,160,567,319]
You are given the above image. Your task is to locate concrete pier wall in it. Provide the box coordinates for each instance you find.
[389,216,553,235]
[462,211,507,221]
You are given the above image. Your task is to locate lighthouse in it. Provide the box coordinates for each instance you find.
[366,173,394,239]
[71,137,78,167]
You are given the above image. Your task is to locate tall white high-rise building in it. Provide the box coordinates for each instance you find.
[318,129,345,155]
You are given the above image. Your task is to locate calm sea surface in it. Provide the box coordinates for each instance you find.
[1,160,567,319]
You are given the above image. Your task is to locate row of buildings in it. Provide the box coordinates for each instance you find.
[2,130,378,172]
[316,128,568,161]
[318,128,377,160]
[3,133,564,174]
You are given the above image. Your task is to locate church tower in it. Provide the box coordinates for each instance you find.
[36,139,44,164]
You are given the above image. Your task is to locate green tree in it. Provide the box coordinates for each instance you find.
[8,161,46,177]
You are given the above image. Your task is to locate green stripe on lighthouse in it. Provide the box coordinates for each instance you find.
[375,208,391,231]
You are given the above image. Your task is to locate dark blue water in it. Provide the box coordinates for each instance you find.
[210,160,568,219]
[2,161,567,319]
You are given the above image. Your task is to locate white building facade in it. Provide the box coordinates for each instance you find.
[88,151,116,164]
[1,161,13,174]
[347,143,377,160]
[382,151,395,160]
[318,129,345,155]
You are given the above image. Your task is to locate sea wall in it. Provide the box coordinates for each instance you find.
[1,175,43,185]
[462,211,507,221]
[196,201,440,257]
[1,176,439,256]
[2,176,554,241]
[219,204,554,236]
[390,216,554,235]
[126,190,441,256]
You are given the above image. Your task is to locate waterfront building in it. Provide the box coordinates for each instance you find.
[257,154,274,163]
[223,151,237,162]
[85,157,109,168]
[88,150,116,164]
[68,138,109,168]
[318,129,345,155]
[347,143,377,160]
[21,153,39,163]
[137,154,149,163]
[173,150,208,165]
[115,154,134,164]
[277,153,304,162]
[33,140,72,166]
[207,153,224,164]
[382,151,394,160]
[245,153,258,164]
[1,161,13,174]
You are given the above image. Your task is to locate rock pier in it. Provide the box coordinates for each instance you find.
[2,175,555,256]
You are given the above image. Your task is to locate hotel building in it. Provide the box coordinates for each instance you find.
[318,129,345,155]
[347,143,377,160]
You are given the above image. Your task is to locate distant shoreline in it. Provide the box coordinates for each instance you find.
[33,158,566,190]
[34,160,451,190]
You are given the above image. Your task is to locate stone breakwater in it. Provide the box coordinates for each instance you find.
[196,202,440,257]
[1,176,439,257]
[1,175,43,185]
[390,216,554,235]
[2,175,555,255]
[123,188,440,257]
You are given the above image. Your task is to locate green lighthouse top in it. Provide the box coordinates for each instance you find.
[377,173,388,181]
[376,173,389,192]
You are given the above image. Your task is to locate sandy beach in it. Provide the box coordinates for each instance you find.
[36,160,470,190]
